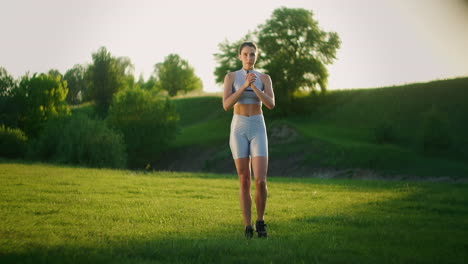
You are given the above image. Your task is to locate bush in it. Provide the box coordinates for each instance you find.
[0,125,28,159]
[420,106,452,155]
[107,88,179,169]
[35,114,127,168]
[16,72,70,137]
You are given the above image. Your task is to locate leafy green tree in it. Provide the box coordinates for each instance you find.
[86,47,133,115]
[136,73,158,91]
[0,67,15,97]
[145,75,159,91]
[107,88,179,168]
[116,57,135,90]
[213,7,341,113]
[16,72,70,137]
[136,74,145,89]
[47,69,63,79]
[154,54,202,96]
[258,7,340,108]
[213,33,255,84]
[64,64,86,105]
[0,67,20,128]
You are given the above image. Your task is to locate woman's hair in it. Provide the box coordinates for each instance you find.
[238,42,257,55]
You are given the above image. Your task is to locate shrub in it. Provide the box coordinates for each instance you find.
[0,125,28,159]
[107,88,179,169]
[35,114,127,168]
[16,72,70,137]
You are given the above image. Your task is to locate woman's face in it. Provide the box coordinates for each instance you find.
[238,46,257,69]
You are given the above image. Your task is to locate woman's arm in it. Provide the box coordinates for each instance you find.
[251,74,275,110]
[222,72,255,111]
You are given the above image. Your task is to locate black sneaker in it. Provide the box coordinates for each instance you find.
[244,225,254,239]
[255,220,267,238]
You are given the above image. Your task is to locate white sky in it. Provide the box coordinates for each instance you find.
[1,0,468,92]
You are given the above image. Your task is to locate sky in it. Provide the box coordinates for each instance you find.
[1,0,468,92]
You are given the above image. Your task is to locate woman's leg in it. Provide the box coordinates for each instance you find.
[251,156,268,221]
[234,157,252,227]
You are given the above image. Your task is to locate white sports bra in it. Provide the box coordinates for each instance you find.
[232,69,264,105]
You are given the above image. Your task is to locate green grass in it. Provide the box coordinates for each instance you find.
[170,96,232,147]
[1,162,467,263]
[289,120,468,177]
[172,117,231,148]
[302,77,468,155]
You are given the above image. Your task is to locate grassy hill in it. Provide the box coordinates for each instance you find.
[162,77,468,179]
[1,162,467,263]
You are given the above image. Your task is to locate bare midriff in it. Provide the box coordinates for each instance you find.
[234,103,262,117]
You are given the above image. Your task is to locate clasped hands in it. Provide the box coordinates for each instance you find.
[242,73,259,90]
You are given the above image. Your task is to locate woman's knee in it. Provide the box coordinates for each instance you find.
[238,170,251,190]
[255,177,267,189]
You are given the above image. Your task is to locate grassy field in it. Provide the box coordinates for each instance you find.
[1,162,467,263]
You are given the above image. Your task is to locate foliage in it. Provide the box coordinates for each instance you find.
[136,74,159,91]
[107,88,179,168]
[64,64,87,105]
[86,47,134,115]
[34,114,127,168]
[0,67,21,128]
[116,56,135,89]
[0,67,15,97]
[213,33,256,84]
[154,54,202,97]
[0,125,27,159]
[47,69,63,79]
[15,72,70,137]
[213,7,341,113]
[258,7,340,110]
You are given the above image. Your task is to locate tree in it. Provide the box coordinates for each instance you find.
[86,47,133,115]
[115,57,135,89]
[64,64,86,105]
[136,73,159,91]
[154,54,202,96]
[47,69,63,79]
[0,67,15,97]
[213,7,341,113]
[258,7,340,108]
[16,72,70,137]
[107,88,179,168]
[213,33,256,84]
[0,67,20,127]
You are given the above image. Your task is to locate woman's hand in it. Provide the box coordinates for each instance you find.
[250,74,275,110]
[242,73,257,89]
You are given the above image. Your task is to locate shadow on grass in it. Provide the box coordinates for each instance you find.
[291,185,468,263]
[2,162,468,263]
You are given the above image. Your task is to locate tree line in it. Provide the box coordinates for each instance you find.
[0,7,341,169]
[0,48,199,168]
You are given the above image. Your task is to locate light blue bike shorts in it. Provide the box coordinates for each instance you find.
[229,114,268,159]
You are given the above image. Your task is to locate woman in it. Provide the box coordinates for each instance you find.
[222,42,275,238]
